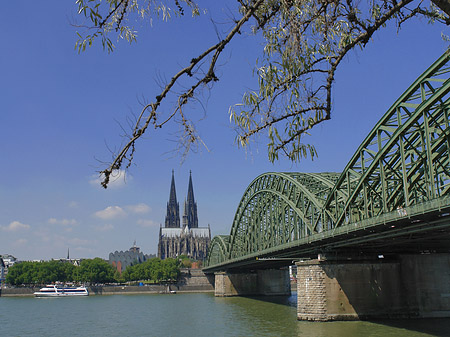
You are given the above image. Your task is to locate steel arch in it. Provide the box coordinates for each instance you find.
[226,172,340,260]
[206,235,230,266]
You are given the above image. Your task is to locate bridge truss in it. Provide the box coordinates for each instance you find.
[205,51,450,271]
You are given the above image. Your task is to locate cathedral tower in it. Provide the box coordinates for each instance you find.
[183,171,198,229]
[159,170,210,260]
[165,170,180,228]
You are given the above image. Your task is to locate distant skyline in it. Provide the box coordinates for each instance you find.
[1,1,448,260]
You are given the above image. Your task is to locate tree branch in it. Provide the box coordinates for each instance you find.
[100,0,266,188]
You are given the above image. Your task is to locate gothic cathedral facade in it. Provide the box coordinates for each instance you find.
[158,171,211,260]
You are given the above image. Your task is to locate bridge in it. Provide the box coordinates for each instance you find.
[203,51,450,320]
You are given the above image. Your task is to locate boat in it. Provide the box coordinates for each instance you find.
[34,284,89,297]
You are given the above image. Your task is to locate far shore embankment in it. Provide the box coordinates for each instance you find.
[0,268,215,297]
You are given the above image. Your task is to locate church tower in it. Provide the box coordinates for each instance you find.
[165,170,180,228]
[159,170,210,260]
[182,171,198,229]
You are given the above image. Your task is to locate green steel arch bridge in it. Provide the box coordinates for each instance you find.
[204,51,450,273]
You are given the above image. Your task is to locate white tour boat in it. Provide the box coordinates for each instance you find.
[34,284,89,297]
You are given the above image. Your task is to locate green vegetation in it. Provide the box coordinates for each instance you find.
[6,258,115,285]
[178,255,192,268]
[120,258,180,283]
[77,258,115,284]
[5,257,181,286]
[6,261,76,285]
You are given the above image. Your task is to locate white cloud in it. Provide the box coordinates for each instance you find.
[137,219,159,228]
[48,218,78,226]
[1,221,31,232]
[127,203,151,214]
[14,238,28,245]
[94,224,114,232]
[68,201,79,208]
[74,246,95,254]
[94,206,126,220]
[89,170,131,189]
[53,234,68,246]
[62,219,77,226]
[68,238,97,246]
[35,231,51,243]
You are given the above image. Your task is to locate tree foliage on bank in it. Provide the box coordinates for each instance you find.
[5,258,115,286]
[119,257,180,283]
[77,258,116,284]
[73,0,450,188]
[178,255,192,268]
[5,257,181,286]
[6,261,76,285]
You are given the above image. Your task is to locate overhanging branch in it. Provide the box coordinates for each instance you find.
[100,0,266,188]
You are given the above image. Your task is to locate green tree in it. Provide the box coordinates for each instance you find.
[114,269,125,283]
[73,0,450,188]
[162,258,180,281]
[62,262,76,282]
[131,262,146,281]
[77,258,115,284]
[119,258,180,283]
[5,262,24,285]
[120,266,132,282]
[178,255,192,268]
[5,261,77,285]
[151,258,166,282]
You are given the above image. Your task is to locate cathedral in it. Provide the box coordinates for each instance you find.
[158,171,211,260]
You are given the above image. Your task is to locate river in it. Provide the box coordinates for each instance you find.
[1,292,449,336]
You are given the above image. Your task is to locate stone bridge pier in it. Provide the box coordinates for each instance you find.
[214,269,291,297]
[296,253,450,321]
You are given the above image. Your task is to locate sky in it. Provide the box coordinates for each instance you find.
[0,1,448,261]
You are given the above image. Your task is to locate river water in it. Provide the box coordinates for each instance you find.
[1,292,449,336]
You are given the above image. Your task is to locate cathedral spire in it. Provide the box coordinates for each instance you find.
[165,170,180,228]
[169,169,177,204]
[187,170,195,206]
[183,170,198,229]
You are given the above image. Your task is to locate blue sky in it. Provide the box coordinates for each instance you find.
[1,1,448,261]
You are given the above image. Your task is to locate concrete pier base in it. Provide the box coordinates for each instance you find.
[214,269,290,297]
[296,253,450,321]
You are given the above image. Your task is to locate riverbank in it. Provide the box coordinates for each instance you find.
[0,268,215,297]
